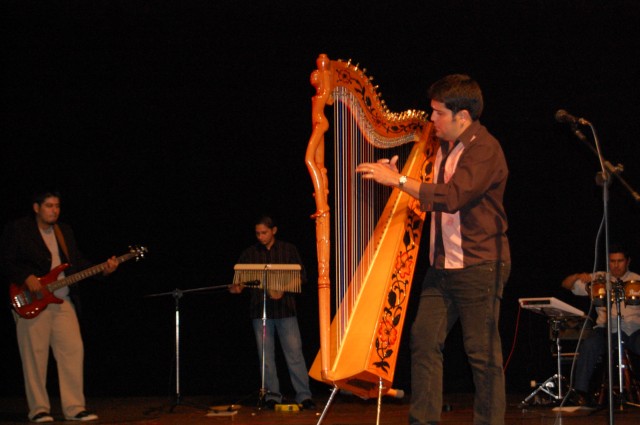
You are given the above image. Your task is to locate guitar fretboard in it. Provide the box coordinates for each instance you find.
[46,252,137,292]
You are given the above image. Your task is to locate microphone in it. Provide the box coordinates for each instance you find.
[555,109,590,125]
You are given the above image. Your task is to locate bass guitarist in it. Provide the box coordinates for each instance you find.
[0,189,119,423]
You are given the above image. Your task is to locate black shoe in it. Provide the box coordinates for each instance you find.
[567,391,592,407]
[300,398,316,410]
[264,399,278,410]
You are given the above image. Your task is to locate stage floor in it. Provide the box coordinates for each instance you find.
[0,393,639,424]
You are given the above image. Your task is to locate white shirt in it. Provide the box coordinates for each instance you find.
[572,270,640,335]
[39,226,70,299]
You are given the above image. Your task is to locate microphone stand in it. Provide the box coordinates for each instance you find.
[563,115,640,421]
[257,265,282,408]
[568,122,615,424]
[568,123,640,203]
[259,266,269,406]
[612,279,627,409]
[144,283,239,412]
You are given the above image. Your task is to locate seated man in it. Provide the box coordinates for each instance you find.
[561,244,640,405]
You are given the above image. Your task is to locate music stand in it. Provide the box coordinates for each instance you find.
[232,263,301,407]
[145,284,233,411]
[519,297,586,407]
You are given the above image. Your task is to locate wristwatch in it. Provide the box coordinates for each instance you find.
[399,175,408,187]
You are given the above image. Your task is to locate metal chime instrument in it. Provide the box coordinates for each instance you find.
[233,263,302,294]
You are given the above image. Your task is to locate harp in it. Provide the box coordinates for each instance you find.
[305,54,438,401]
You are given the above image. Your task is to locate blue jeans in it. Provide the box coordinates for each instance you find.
[251,317,312,403]
[409,261,510,425]
[574,326,640,393]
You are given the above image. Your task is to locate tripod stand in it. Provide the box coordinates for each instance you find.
[521,317,575,406]
[519,297,587,406]
[145,285,232,411]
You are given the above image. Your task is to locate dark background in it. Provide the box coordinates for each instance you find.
[2,0,640,402]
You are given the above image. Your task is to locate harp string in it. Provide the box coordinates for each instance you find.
[306,54,435,396]
[332,88,410,350]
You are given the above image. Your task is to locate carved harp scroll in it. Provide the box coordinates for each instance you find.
[304,54,437,398]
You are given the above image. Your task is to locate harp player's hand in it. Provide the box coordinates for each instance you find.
[356,155,400,187]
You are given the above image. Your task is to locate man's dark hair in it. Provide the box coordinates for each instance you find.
[32,189,61,206]
[428,74,484,120]
[609,243,630,259]
[256,215,276,229]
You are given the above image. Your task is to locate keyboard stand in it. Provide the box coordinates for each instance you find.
[520,318,567,407]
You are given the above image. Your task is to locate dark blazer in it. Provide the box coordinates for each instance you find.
[0,215,91,293]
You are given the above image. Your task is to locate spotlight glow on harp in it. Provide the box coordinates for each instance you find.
[305,54,438,399]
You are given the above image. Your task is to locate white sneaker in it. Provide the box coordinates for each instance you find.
[30,412,54,423]
[67,411,99,421]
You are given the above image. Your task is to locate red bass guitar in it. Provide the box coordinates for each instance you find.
[9,245,147,319]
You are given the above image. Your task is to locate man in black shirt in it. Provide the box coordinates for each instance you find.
[357,74,510,425]
[230,216,314,410]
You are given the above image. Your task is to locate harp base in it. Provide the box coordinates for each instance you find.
[315,379,392,425]
[309,365,394,400]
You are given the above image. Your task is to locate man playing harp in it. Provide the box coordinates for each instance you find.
[357,74,511,425]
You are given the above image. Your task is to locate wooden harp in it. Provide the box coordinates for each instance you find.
[305,54,438,399]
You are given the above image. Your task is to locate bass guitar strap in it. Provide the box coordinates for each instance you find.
[53,224,70,263]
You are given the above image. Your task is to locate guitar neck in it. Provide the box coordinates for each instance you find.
[47,252,136,292]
